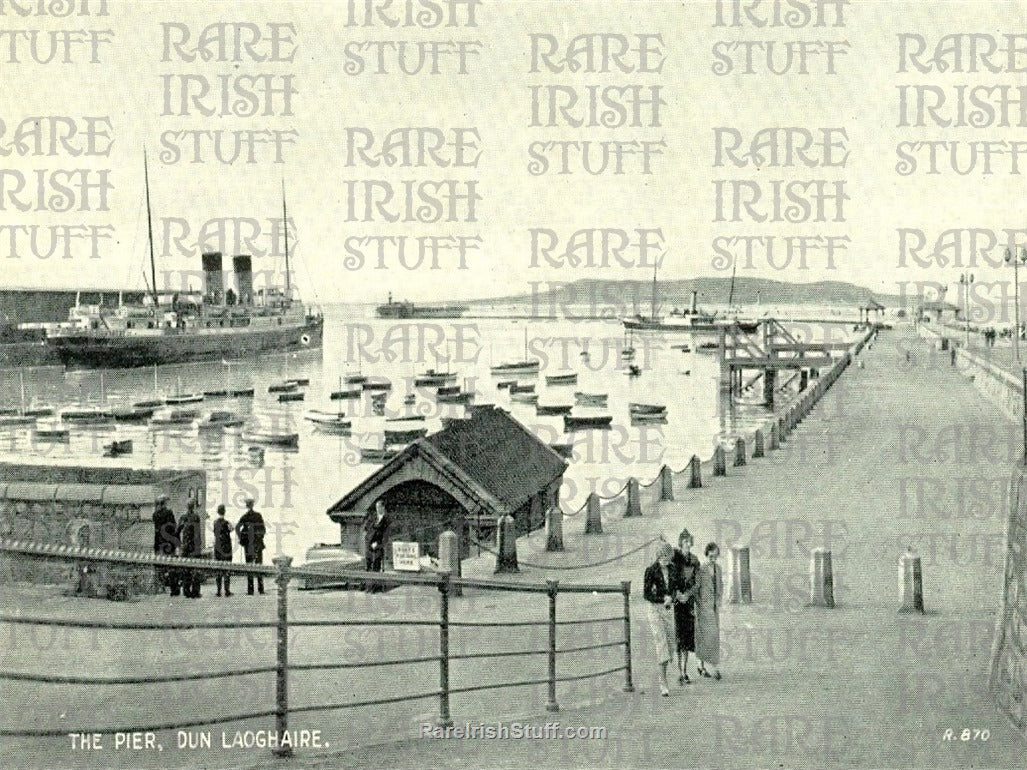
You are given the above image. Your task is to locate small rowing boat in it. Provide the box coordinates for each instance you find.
[511,392,539,404]
[545,372,578,386]
[628,403,667,416]
[509,383,535,394]
[574,392,608,407]
[278,392,306,403]
[242,430,300,448]
[536,403,572,416]
[268,381,298,394]
[564,414,613,430]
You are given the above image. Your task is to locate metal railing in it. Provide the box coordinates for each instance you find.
[0,538,632,758]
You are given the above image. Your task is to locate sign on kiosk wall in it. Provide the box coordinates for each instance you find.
[392,541,421,572]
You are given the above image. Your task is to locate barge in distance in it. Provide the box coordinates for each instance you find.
[375,293,469,319]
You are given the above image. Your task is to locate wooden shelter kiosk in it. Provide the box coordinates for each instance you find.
[327,407,567,567]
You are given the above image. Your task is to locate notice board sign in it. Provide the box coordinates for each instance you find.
[391,541,421,572]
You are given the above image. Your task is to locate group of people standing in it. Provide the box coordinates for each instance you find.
[644,529,723,697]
[152,495,268,598]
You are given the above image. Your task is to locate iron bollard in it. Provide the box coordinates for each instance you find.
[660,465,674,501]
[621,580,634,692]
[495,515,519,574]
[753,429,765,458]
[727,546,752,604]
[272,556,292,758]
[625,478,642,517]
[438,574,454,727]
[713,445,727,477]
[438,530,461,597]
[546,506,565,552]
[734,437,746,466]
[898,549,925,613]
[546,580,560,712]
[689,455,702,488]
[585,493,602,535]
[809,548,835,608]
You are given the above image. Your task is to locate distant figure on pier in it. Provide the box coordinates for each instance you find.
[235,499,266,595]
[643,541,677,697]
[177,501,203,599]
[364,501,390,593]
[671,529,701,685]
[213,504,233,597]
[152,494,180,597]
[695,543,723,681]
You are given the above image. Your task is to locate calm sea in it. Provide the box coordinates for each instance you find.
[0,304,860,563]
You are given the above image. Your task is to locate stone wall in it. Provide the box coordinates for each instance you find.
[0,463,205,593]
[913,327,1027,735]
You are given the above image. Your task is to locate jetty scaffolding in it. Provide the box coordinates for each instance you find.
[719,318,855,409]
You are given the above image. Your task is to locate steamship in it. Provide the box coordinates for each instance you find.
[45,157,323,369]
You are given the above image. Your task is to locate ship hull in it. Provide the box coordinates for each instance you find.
[47,317,324,369]
[622,317,760,335]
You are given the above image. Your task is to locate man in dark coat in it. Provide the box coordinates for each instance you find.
[364,501,390,593]
[235,498,266,595]
[152,494,180,596]
[177,501,204,598]
[212,504,234,597]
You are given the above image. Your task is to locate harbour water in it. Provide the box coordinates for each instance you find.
[0,305,858,564]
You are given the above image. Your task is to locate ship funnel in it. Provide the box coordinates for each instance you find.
[690,291,698,314]
[202,252,224,303]
[233,255,253,305]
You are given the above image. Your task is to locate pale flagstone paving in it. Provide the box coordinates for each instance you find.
[2,325,1025,768]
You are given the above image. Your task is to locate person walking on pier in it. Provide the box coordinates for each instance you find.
[177,500,203,599]
[364,501,390,593]
[152,494,180,597]
[235,498,266,595]
[695,542,723,681]
[213,504,233,597]
[644,541,677,697]
[671,529,701,684]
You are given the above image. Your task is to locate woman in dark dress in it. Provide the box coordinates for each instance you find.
[671,528,701,684]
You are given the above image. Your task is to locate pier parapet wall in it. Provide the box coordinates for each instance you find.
[915,324,1027,737]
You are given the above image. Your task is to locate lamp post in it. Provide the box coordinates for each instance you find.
[1006,247,1027,364]
[960,273,974,347]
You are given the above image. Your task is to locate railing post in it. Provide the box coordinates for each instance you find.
[272,556,292,758]
[624,478,642,517]
[437,573,453,727]
[621,580,634,692]
[546,579,560,712]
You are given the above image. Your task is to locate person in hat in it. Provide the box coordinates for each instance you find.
[364,501,390,593]
[235,498,266,595]
[152,494,180,596]
[643,540,677,697]
[695,542,724,680]
[212,504,233,597]
[671,528,701,684]
[177,500,203,598]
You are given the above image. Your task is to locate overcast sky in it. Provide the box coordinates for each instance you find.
[1,0,1023,304]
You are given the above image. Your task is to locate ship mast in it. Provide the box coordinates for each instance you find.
[143,149,158,311]
[282,179,291,300]
[728,254,737,310]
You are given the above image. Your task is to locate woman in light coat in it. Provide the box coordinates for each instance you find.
[694,542,723,680]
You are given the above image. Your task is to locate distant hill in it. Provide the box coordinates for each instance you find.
[466,277,898,309]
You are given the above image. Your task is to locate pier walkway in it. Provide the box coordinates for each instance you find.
[264,324,1025,769]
